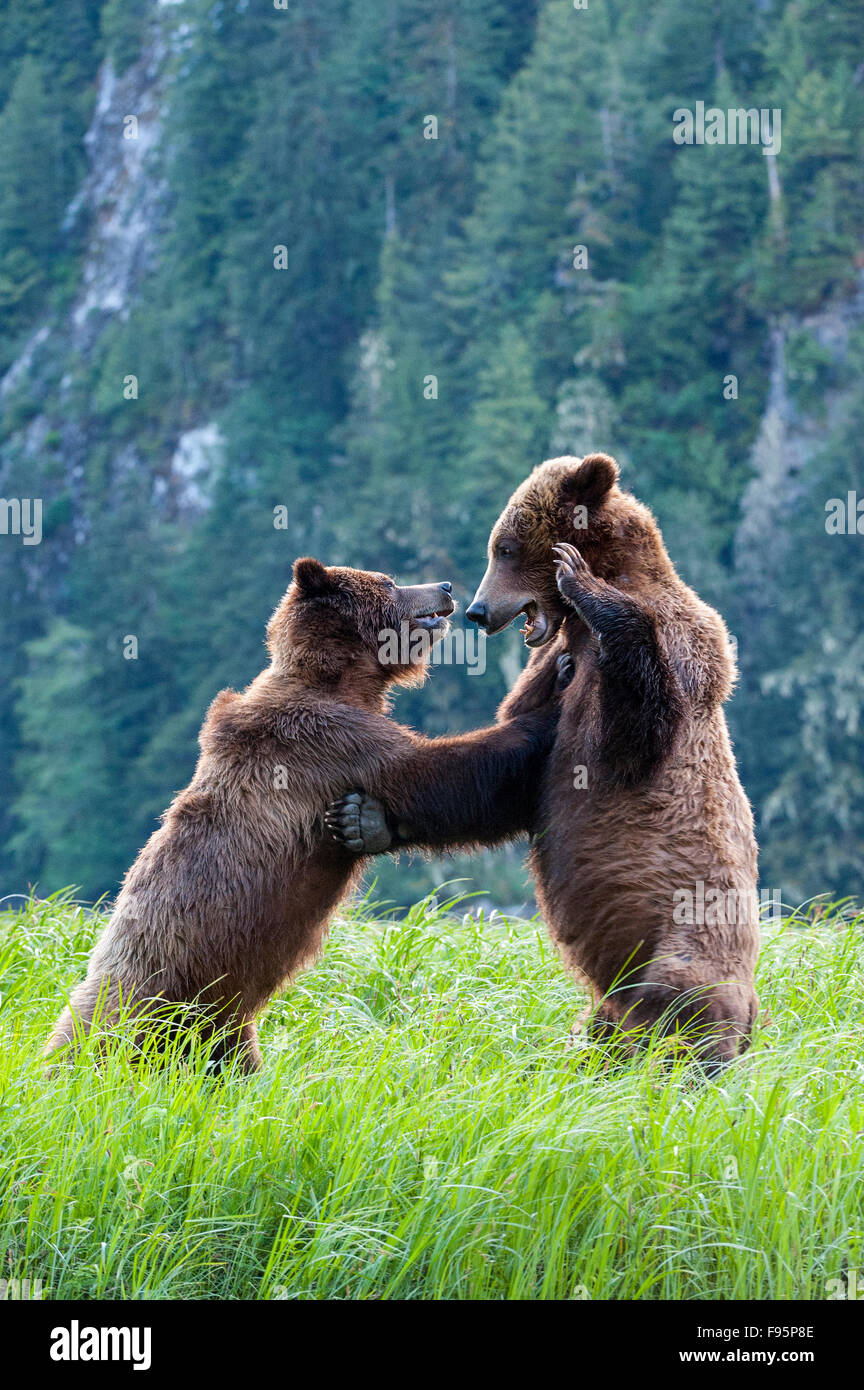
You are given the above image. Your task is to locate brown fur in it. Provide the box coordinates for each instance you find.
[45,558,559,1071]
[346,456,760,1069]
[488,455,759,1066]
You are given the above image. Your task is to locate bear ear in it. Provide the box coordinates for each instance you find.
[292,556,332,597]
[559,453,620,509]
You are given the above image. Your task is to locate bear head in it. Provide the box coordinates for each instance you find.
[267,558,456,688]
[466,453,667,648]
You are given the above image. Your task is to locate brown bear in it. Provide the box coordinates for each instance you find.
[329,455,760,1070]
[44,557,567,1072]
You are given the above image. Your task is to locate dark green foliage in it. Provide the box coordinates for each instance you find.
[0,0,862,904]
[100,0,151,77]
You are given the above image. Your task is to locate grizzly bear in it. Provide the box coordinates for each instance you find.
[329,455,760,1070]
[45,557,566,1072]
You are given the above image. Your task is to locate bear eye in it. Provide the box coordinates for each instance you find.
[497,544,514,558]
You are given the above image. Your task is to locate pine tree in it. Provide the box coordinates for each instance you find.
[10,623,120,897]
[0,58,64,348]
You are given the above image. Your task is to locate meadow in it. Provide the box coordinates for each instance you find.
[0,889,861,1301]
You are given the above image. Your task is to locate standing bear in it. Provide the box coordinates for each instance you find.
[330,455,760,1069]
[46,558,568,1072]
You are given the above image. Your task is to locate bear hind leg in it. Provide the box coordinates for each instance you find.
[43,1004,86,1064]
[42,983,107,1065]
[581,981,755,1075]
[207,1019,263,1076]
[633,980,755,1074]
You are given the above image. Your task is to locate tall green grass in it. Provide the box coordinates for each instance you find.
[0,889,861,1300]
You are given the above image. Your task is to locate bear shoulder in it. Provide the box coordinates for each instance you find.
[198,680,402,770]
[657,588,737,708]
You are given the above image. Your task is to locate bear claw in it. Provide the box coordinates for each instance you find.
[553,543,594,608]
[556,652,575,691]
[327,790,394,854]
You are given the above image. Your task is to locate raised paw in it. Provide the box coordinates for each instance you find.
[325,790,394,855]
[553,544,598,614]
[553,542,590,587]
[555,651,575,691]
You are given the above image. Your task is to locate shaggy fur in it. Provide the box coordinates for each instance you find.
[45,558,560,1072]
[333,456,760,1068]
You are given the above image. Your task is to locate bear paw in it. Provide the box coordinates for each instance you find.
[555,651,575,691]
[552,542,592,599]
[326,790,394,854]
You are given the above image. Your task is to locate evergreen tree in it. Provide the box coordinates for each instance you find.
[0,58,65,349]
[2,0,864,903]
[10,622,120,897]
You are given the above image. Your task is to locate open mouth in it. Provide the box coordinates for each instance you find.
[411,599,456,632]
[520,602,551,647]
